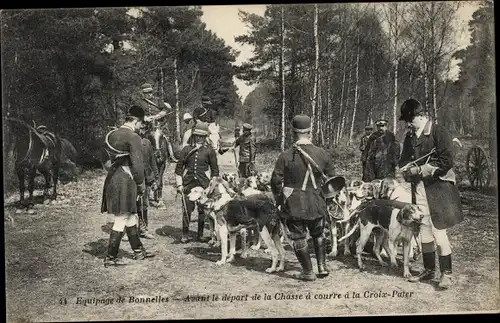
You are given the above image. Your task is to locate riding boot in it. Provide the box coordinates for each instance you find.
[181,210,192,243]
[313,236,329,278]
[139,210,155,239]
[196,211,207,242]
[104,230,125,267]
[408,251,436,283]
[125,225,156,260]
[293,239,316,281]
[167,142,178,163]
[438,255,453,289]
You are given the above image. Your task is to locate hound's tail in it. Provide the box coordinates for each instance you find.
[338,221,359,242]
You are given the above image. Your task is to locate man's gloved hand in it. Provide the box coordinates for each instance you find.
[420,164,439,178]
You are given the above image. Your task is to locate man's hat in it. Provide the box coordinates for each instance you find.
[375,119,388,127]
[127,105,145,121]
[183,112,193,121]
[201,96,212,105]
[365,125,373,130]
[399,98,425,122]
[292,114,311,133]
[141,83,153,93]
[242,123,252,130]
[235,125,240,130]
[192,121,209,136]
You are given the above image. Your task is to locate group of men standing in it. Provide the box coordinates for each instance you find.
[269,99,462,289]
[100,88,463,290]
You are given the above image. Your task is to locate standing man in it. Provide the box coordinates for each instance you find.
[234,125,241,140]
[137,124,159,239]
[101,105,155,267]
[174,122,220,243]
[398,98,464,289]
[271,114,335,281]
[135,83,177,163]
[234,123,256,178]
[359,124,373,178]
[364,119,400,181]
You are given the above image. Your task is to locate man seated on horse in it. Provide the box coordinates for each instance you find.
[183,99,218,149]
[135,83,178,163]
[101,105,156,267]
[192,96,217,124]
[175,121,220,243]
[136,123,159,239]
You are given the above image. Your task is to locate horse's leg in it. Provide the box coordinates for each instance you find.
[28,166,37,205]
[16,165,25,205]
[51,161,60,200]
[157,161,166,201]
[40,167,51,201]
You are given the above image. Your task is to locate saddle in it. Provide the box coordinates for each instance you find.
[34,125,58,162]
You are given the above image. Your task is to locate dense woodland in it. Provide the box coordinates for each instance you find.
[235,1,495,152]
[1,2,496,191]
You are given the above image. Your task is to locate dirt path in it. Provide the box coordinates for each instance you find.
[4,154,500,321]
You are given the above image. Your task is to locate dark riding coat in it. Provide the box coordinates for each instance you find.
[142,138,159,186]
[174,143,220,192]
[399,120,463,230]
[271,139,335,221]
[363,130,400,181]
[101,126,144,215]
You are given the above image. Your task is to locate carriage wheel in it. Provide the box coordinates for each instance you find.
[466,146,491,190]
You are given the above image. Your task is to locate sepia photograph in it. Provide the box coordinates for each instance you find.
[2,2,498,321]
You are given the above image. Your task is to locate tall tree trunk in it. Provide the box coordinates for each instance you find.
[368,54,375,126]
[326,61,332,146]
[336,40,348,145]
[340,63,352,142]
[392,58,399,132]
[311,4,319,140]
[349,35,360,145]
[174,58,181,142]
[280,5,286,152]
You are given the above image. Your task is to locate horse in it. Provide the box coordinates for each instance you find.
[146,123,169,203]
[5,117,62,206]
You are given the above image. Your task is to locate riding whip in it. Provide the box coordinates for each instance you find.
[399,148,437,172]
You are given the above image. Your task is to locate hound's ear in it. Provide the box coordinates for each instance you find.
[396,209,403,223]
[397,205,411,223]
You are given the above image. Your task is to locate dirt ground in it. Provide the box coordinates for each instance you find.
[4,152,500,322]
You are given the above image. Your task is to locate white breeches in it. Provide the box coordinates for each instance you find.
[414,181,452,256]
[112,213,139,232]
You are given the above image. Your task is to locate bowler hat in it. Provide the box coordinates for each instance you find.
[127,105,145,121]
[292,114,311,133]
[399,98,425,122]
[323,176,346,199]
[242,123,252,130]
[192,122,209,136]
[141,83,153,93]
[375,119,388,127]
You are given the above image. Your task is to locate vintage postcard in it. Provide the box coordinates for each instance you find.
[2,2,498,321]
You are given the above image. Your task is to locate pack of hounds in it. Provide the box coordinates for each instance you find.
[187,171,425,279]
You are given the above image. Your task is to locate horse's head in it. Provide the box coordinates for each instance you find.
[208,123,220,151]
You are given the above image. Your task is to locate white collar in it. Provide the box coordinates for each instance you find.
[295,138,312,145]
[121,124,135,132]
[415,120,432,138]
